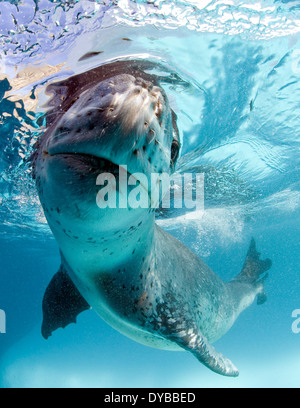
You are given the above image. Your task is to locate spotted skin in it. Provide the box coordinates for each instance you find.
[33,61,272,377]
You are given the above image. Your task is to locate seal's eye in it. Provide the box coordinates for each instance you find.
[171,139,180,168]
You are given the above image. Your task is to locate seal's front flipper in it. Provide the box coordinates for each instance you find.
[42,265,90,339]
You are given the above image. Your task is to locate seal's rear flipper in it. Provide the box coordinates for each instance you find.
[234,238,272,305]
[42,265,90,340]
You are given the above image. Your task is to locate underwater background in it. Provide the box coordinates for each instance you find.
[0,0,299,388]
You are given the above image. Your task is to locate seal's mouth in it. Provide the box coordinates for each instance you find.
[45,151,123,175]
[44,150,153,201]
[44,150,150,189]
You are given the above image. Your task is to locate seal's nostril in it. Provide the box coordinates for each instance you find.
[133,88,142,95]
[135,77,153,91]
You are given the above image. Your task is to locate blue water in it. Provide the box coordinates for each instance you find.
[0,0,299,388]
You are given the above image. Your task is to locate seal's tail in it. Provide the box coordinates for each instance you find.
[234,238,272,305]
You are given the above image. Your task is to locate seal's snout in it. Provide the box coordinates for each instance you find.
[104,75,165,135]
[46,73,174,176]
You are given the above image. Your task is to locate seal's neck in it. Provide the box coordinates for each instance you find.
[57,212,156,278]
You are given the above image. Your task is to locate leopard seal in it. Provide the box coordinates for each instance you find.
[32,59,272,377]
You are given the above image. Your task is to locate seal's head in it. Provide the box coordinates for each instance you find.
[33,63,180,241]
